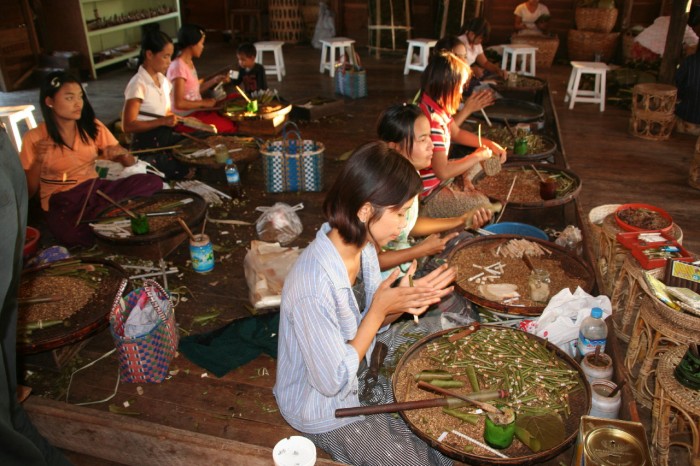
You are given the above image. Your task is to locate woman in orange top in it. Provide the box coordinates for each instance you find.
[20,71,163,246]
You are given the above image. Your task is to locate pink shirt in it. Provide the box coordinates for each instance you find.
[166,57,202,114]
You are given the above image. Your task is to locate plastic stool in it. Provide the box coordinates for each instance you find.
[403,39,437,75]
[565,61,608,111]
[319,37,356,78]
[0,105,37,153]
[501,44,537,76]
[254,41,286,82]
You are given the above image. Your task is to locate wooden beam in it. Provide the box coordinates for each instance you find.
[659,0,690,84]
[24,397,344,466]
[620,0,634,31]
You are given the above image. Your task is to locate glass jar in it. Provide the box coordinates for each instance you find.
[484,408,516,449]
[528,268,551,303]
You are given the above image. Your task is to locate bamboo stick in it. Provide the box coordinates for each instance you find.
[74,176,98,227]
[335,397,468,417]
[95,190,138,219]
[416,381,503,414]
[177,217,197,242]
[130,145,182,155]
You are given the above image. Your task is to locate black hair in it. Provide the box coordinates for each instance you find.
[434,35,464,55]
[689,5,700,28]
[459,17,491,42]
[376,104,423,160]
[237,42,257,58]
[323,141,422,248]
[39,71,97,148]
[138,24,173,65]
[174,24,205,57]
[421,51,471,115]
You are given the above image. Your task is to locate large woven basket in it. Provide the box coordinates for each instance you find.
[511,34,560,68]
[567,29,620,62]
[269,0,305,43]
[575,7,619,33]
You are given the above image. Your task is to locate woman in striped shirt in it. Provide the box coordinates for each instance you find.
[274,141,456,465]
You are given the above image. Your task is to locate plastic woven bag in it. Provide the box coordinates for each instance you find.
[110,279,179,383]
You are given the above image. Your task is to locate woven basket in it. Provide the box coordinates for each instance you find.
[587,204,621,257]
[575,7,619,33]
[269,0,304,43]
[567,29,620,62]
[511,34,559,68]
[300,5,319,40]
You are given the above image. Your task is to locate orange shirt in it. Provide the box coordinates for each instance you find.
[20,120,118,211]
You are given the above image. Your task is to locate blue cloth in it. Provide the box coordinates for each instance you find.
[676,52,700,124]
[273,223,384,434]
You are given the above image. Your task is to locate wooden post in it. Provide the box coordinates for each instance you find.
[440,0,450,38]
[658,0,690,84]
[620,0,634,31]
[690,135,700,190]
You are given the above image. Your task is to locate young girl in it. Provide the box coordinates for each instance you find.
[457,18,506,79]
[122,27,190,179]
[20,71,163,247]
[514,0,550,36]
[377,103,492,275]
[274,141,455,466]
[418,51,506,218]
[166,24,234,133]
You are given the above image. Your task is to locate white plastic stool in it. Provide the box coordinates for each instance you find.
[0,105,37,153]
[565,61,608,111]
[404,39,437,75]
[254,41,286,82]
[319,37,356,78]
[501,44,537,76]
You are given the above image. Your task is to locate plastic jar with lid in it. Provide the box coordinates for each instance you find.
[589,379,621,419]
[581,352,614,383]
[528,269,551,303]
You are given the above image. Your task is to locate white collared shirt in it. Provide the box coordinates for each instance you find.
[124,65,172,120]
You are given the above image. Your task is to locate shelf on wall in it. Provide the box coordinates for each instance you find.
[87,12,179,37]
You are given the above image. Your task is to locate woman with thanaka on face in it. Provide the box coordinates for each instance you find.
[418,51,506,218]
[19,71,163,246]
[376,104,492,276]
[167,24,235,133]
[274,141,455,466]
[122,27,191,179]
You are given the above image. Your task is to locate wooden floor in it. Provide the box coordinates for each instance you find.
[3,41,698,465]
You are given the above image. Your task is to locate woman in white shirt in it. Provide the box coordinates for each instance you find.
[457,18,506,79]
[514,0,550,36]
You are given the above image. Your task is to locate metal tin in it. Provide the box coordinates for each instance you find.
[572,416,652,466]
[189,234,214,273]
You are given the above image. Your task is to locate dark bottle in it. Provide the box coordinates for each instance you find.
[225,159,243,199]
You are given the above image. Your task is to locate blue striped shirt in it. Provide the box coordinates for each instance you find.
[273,223,385,434]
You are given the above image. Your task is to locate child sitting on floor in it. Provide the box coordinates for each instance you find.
[232,42,267,95]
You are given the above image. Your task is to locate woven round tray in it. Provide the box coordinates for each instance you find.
[393,326,591,465]
[474,162,581,208]
[221,101,292,122]
[449,234,595,316]
[17,258,128,354]
[173,135,260,167]
[643,268,700,334]
[601,213,683,245]
[472,99,544,123]
[657,346,700,415]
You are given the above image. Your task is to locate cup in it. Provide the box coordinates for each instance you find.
[130,214,150,235]
[513,138,528,156]
[273,436,316,466]
[539,178,558,200]
[214,144,229,164]
[189,234,214,273]
[507,72,518,86]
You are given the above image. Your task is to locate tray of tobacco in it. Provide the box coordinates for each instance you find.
[472,99,544,123]
[449,235,595,315]
[17,258,128,354]
[393,325,591,465]
[173,135,260,167]
[90,190,207,260]
[472,125,557,162]
[474,162,581,208]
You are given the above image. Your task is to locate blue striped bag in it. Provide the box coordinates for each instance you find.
[335,52,367,99]
[261,122,324,193]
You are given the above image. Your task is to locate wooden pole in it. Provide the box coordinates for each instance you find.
[440,0,450,38]
[658,0,691,84]
[690,135,700,190]
[620,0,634,31]
[405,0,411,39]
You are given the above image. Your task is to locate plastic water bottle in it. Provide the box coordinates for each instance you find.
[577,307,607,359]
[225,159,242,199]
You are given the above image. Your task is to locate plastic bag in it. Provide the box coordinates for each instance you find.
[555,225,583,255]
[244,240,302,309]
[255,203,304,245]
[312,2,336,49]
[527,287,612,358]
[95,158,166,179]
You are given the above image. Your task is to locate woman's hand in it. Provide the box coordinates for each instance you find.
[484,140,507,162]
[473,146,494,163]
[418,232,459,257]
[463,89,495,115]
[103,145,136,167]
[202,97,217,108]
[160,114,179,127]
[462,207,492,229]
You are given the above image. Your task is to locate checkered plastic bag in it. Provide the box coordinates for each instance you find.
[261,122,324,193]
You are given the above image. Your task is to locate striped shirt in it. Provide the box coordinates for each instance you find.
[273,223,387,434]
[418,93,452,196]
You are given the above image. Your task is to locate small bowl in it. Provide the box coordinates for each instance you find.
[24,226,40,258]
[614,203,673,233]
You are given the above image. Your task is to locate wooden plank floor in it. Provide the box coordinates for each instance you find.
[4,41,698,465]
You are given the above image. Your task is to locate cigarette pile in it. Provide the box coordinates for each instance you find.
[468,261,505,285]
[90,220,132,238]
[174,180,231,205]
[181,147,215,159]
[495,239,551,259]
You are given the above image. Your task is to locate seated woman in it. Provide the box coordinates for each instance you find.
[457,18,506,80]
[273,141,456,466]
[675,50,700,135]
[122,27,191,179]
[418,51,506,218]
[19,71,163,247]
[166,24,235,133]
[514,0,550,36]
[377,103,492,277]
[632,11,699,65]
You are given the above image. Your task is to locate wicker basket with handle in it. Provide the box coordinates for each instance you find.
[567,29,620,62]
[511,34,559,68]
[575,7,619,33]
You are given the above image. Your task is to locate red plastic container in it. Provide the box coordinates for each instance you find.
[616,231,694,269]
[614,203,673,234]
[24,226,40,258]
